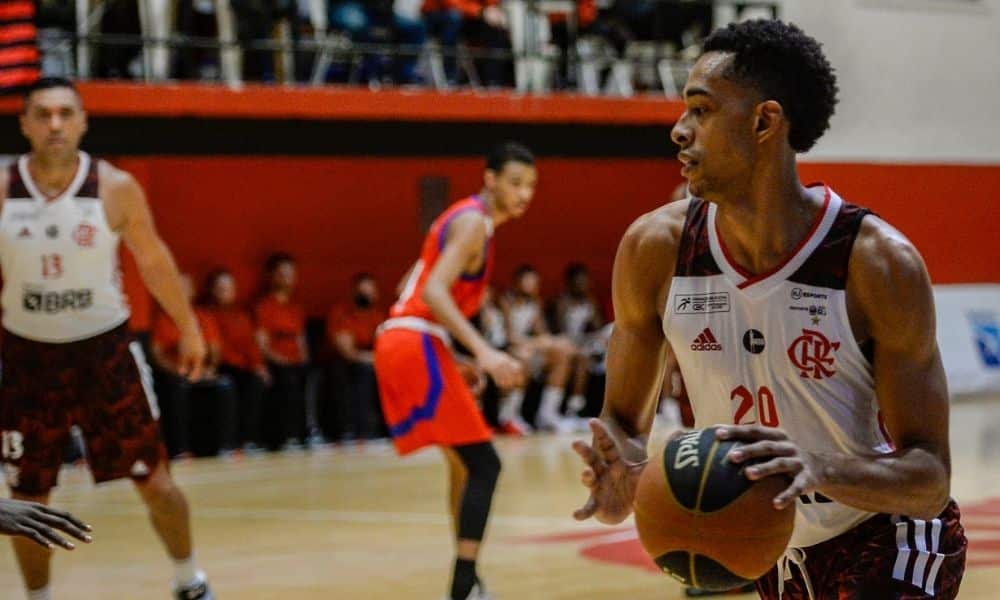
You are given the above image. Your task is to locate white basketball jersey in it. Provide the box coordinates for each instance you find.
[663,185,892,549]
[0,152,130,343]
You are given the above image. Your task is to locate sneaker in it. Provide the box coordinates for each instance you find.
[174,577,215,600]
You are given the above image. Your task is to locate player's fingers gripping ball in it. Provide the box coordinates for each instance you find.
[633,427,795,591]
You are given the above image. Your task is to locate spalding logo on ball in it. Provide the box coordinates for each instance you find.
[633,428,795,591]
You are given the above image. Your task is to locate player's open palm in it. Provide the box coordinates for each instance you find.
[0,499,92,550]
[572,418,645,525]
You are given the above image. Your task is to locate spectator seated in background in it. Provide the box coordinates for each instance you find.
[151,274,239,458]
[324,0,427,84]
[201,268,271,452]
[422,0,511,86]
[552,262,606,411]
[326,272,387,441]
[255,252,311,450]
[499,265,584,433]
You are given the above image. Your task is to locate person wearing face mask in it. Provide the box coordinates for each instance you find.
[327,273,388,441]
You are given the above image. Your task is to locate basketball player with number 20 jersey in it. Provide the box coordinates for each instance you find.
[572,21,965,600]
[375,143,534,600]
[0,78,215,600]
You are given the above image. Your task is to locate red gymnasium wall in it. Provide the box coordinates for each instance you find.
[117,157,1000,330]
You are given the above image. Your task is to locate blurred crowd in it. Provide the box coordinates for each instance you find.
[35,0,720,90]
[128,253,613,460]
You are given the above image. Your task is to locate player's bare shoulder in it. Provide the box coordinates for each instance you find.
[617,199,690,280]
[97,160,146,231]
[613,199,691,320]
[847,214,935,346]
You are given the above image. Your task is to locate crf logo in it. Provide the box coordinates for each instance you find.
[787,328,840,379]
[72,223,96,247]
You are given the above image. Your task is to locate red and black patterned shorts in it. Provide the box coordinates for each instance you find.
[0,325,167,495]
[756,499,966,599]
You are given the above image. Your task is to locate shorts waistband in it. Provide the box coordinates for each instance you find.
[377,317,451,344]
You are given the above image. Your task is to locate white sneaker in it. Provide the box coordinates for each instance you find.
[174,573,214,600]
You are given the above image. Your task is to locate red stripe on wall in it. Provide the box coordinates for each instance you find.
[0,66,37,88]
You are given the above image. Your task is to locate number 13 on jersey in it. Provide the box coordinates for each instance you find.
[731,385,780,427]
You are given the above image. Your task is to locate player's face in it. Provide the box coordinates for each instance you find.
[212,273,237,306]
[20,88,87,160]
[670,52,759,198]
[571,272,590,295]
[486,161,538,220]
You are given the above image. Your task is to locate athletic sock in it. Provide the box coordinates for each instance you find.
[450,558,477,600]
[173,556,201,589]
[499,389,525,423]
[537,386,564,423]
[27,586,52,600]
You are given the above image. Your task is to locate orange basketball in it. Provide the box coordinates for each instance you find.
[634,428,795,591]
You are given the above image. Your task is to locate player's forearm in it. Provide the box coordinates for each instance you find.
[815,444,950,519]
[422,283,491,357]
[599,325,667,462]
[136,246,199,335]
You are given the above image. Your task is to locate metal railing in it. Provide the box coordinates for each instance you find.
[47,0,777,96]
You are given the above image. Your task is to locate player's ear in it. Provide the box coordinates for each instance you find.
[483,169,496,189]
[753,100,784,144]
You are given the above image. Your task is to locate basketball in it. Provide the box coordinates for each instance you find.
[634,428,795,591]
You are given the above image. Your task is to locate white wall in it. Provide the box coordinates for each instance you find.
[752,0,1000,163]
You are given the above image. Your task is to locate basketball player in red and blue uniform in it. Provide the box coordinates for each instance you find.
[572,21,966,599]
[375,143,535,600]
[0,78,214,600]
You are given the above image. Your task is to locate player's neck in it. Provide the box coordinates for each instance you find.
[711,157,819,277]
[27,151,80,198]
[477,190,509,226]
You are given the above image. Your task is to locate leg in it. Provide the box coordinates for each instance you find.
[441,446,469,537]
[133,462,193,561]
[443,442,502,600]
[9,491,54,593]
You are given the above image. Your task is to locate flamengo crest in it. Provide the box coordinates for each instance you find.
[788,328,840,379]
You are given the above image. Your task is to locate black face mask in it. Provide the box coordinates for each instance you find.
[354,293,373,309]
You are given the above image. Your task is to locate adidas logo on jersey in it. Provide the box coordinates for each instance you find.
[691,328,722,351]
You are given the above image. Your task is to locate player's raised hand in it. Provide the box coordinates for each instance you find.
[177,328,207,382]
[476,347,525,389]
[572,418,646,524]
[0,499,93,550]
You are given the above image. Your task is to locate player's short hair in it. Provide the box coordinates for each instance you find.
[486,142,535,173]
[23,77,82,110]
[702,19,838,152]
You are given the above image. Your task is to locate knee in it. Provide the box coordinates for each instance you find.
[475,446,502,484]
[135,468,184,510]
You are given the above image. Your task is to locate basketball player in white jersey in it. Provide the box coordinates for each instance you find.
[0,78,215,600]
[572,20,966,599]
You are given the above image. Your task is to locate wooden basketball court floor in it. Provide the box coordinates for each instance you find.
[2,396,1000,599]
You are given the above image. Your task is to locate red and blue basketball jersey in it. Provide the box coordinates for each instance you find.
[391,196,494,321]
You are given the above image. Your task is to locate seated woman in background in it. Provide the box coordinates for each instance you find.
[499,265,584,433]
[255,252,311,450]
[201,269,271,452]
[151,274,238,458]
